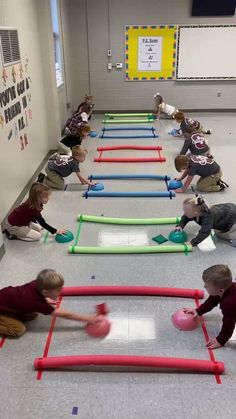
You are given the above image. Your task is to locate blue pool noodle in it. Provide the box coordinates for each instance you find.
[83,191,175,198]
[99,134,158,139]
[102,126,156,132]
[89,174,171,181]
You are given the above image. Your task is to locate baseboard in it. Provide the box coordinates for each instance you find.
[1,149,57,230]
[0,244,5,262]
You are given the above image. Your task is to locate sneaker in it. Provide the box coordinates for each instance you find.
[205,129,211,135]
[3,230,18,240]
[217,179,229,191]
[37,172,45,183]
[49,152,59,160]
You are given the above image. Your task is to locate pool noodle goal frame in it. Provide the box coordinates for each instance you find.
[94,145,166,163]
[103,119,155,124]
[105,113,155,117]
[100,126,157,139]
[102,126,156,131]
[84,174,175,199]
[34,285,224,375]
[68,214,191,254]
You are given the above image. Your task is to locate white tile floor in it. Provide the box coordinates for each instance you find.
[1,113,236,419]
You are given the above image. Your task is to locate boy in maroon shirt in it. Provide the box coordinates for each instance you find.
[185,265,236,349]
[0,269,96,337]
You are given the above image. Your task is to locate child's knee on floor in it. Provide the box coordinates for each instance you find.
[0,320,26,337]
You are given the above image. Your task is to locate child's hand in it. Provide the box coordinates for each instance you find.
[45,297,58,308]
[183,308,198,318]
[87,314,98,324]
[174,177,182,181]
[174,226,183,232]
[56,229,67,235]
[175,188,184,193]
[206,337,222,349]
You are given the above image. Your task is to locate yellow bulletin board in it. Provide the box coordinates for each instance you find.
[125,25,177,81]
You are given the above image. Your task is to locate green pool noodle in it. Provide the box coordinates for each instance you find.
[77,214,181,225]
[69,244,192,254]
[103,119,154,124]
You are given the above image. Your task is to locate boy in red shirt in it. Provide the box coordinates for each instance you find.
[185,265,236,349]
[0,269,96,337]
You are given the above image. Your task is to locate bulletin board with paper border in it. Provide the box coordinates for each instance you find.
[125,25,177,81]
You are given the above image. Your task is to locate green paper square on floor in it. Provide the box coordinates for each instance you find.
[152,234,168,244]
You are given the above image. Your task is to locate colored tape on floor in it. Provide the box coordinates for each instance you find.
[0,336,6,349]
[74,215,83,246]
[195,297,222,385]
[43,231,49,244]
[36,296,63,380]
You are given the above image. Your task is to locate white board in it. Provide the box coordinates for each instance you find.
[176,25,236,80]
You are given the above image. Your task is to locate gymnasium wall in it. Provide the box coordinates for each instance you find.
[0,0,61,223]
[65,0,236,111]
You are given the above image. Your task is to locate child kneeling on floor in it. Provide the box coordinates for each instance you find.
[179,131,210,157]
[184,265,236,349]
[39,145,94,190]
[174,154,228,193]
[59,123,91,155]
[5,183,66,241]
[0,269,96,337]
[175,197,236,246]
[174,112,211,137]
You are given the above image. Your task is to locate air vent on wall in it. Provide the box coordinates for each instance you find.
[0,28,21,66]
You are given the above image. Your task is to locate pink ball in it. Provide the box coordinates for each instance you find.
[86,315,111,338]
[172,309,198,331]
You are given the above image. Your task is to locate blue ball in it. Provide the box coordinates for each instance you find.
[90,131,97,138]
[168,179,183,190]
[55,230,74,243]
[168,230,188,244]
[91,183,104,191]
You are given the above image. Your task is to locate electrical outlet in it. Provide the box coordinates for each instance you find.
[116,63,123,69]
[107,62,112,70]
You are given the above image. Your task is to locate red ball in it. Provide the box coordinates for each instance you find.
[172,309,198,331]
[86,315,111,338]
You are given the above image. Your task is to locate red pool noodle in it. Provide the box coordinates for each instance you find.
[61,286,204,299]
[94,157,166,163]
[97,145,162,151]
[34,354,224,374]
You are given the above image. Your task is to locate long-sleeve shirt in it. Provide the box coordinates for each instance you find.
[196,284,236,345]
[60,134,82,150]
[180,117,201,134]
[179,203,236,246]
[180,132,209,156]
[8,203,57,234]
